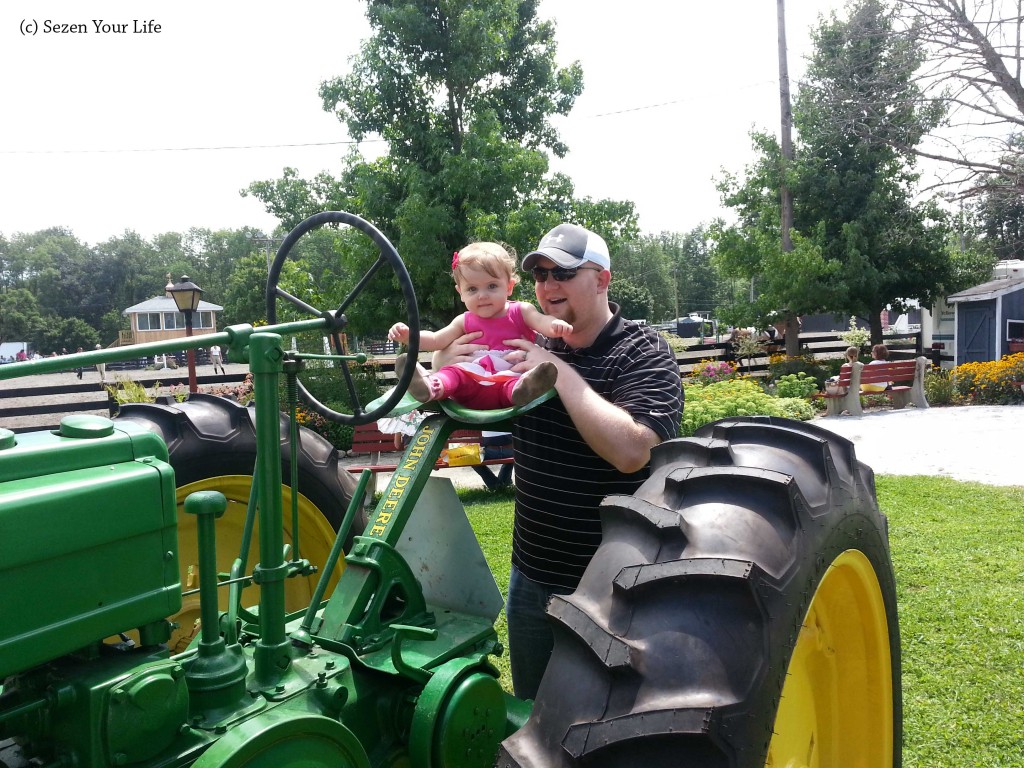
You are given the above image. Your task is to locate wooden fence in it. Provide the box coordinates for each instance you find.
[2,331,930,433]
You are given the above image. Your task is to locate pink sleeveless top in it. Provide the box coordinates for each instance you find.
[454,302,536,380]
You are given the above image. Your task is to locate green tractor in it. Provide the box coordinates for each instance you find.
[0,212,901,767]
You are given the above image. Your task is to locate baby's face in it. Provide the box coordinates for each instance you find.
[456,265,514,319]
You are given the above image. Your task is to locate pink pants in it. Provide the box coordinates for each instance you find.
[434,366,518,410]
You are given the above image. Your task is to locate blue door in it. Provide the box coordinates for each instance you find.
[959,302,995,363]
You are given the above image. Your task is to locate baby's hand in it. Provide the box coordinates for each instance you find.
[388,323,410,343]
[548,319,573,338]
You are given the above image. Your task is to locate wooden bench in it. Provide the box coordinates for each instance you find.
[818,357,930,417]
[347,421,513,492]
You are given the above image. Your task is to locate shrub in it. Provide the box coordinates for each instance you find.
[951,353,1024,404]
[680,379,815,436]
[294,404,354,451]
[659,333,690,354]
[839,316,870,349]
[688,358,738,385]
[768,354,831,390]
[774,371,819,399]
[105,376,160,405]
[923,367,957,406]
[732,331,765,370]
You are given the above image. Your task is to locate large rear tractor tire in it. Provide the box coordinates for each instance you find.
[499,416,901,768]
[116,394,363,653]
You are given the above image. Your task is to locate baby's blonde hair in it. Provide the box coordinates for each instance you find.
[452,242,519,287]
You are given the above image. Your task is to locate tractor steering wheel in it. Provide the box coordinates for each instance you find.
[265,211,419,426]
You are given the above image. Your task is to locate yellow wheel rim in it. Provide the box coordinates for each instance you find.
[171,475,343,653]
[766,549,894,768]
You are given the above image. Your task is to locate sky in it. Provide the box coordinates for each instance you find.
[1,1,845,246]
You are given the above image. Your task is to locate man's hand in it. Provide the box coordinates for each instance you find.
[504,338,557,373]
[388,323,410,343]
[431,330,487,369]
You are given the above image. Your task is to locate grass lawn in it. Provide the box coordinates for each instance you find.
[458,476,1024,766]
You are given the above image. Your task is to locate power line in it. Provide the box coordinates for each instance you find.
[4,81,777,156]
[0,139,378,156]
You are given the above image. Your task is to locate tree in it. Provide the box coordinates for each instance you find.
[3,229,95,323]
[898,0,1024,197]
[669,226,729,320]
[221,252,270,328]
[973,136,1024,259]
[714,0,959,344]
[0,288,44,346]
[795,0,955,341]
[245,0,636,332]
[712,132,840,332]
[33,316,99,356]
[94,230,166,321]
[608,278,654,323]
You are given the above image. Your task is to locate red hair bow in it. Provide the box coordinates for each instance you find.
[452,251,459,270]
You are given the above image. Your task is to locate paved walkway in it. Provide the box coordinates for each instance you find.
[368,405,1024,492]
[811,405,1023,487]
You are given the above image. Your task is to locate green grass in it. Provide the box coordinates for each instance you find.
[458,476,1024,765]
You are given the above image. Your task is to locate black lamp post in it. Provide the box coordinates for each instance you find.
[168,275,204,393]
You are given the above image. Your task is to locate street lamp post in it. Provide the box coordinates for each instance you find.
[168,275,204,394]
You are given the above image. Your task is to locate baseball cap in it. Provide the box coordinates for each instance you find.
[522,223,611,271]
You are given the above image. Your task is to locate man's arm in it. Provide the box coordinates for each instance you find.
[547,359,661,473]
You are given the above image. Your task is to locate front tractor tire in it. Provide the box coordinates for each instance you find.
[116,394,362,652]
[500,416,900,768]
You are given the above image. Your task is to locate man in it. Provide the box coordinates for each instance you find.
[434,223,683,698]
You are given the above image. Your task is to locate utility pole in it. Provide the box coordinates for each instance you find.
[248,233,284,273]
[778,0,800,356]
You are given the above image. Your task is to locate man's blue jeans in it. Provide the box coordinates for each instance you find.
[505,564,572,700]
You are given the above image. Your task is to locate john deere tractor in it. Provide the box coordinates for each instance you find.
[0,212,901,767]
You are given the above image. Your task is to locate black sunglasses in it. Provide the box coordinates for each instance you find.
[531,265,602,283]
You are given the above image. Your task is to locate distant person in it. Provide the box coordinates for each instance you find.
[209,344,226,375]
[825,346,860,394]
[94,344,106,383]
[471,431,514,490]
[863,343,892,392]
[74,347,84,379]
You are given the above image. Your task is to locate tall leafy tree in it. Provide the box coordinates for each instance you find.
[668,226,728,320]
[0,288,44,346]
[712,133,839,331]
[246,0,636,331]
[795,0,953,341]
[715,0,959,344]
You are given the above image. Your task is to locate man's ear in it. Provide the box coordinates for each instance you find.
[596,270,612,292]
